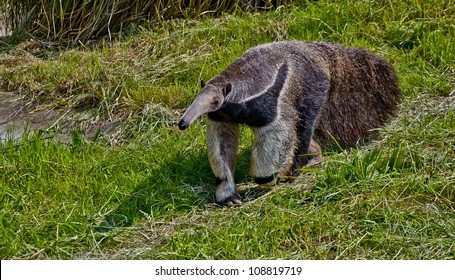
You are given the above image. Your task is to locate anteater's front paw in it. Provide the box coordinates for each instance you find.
[216,192,242,207]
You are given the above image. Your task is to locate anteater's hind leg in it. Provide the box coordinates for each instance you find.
[307,138,322,164]
[291,138,322,175]
[206,120,241,206]
[290,78,329,176]
[290,111,324,177]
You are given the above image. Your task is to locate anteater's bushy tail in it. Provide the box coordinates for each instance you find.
[314,44,401,147]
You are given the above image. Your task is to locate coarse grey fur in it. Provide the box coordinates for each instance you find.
[179,41,401,206]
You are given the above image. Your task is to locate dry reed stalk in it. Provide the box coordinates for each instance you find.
[0,0,292,45]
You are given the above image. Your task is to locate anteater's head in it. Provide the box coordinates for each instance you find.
[178,81,232,130]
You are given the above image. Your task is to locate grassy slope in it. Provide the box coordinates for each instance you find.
[0,0,454,259]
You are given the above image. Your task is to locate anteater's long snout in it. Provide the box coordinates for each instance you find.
[178,92,224,130]
[178,100,206,131]
[178,119,190,130]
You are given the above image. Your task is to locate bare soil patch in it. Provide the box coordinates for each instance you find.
[0,91,122,142]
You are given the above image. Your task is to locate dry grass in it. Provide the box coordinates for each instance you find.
[0,0,294,45]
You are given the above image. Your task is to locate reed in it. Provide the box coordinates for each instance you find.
[0,0,291,44]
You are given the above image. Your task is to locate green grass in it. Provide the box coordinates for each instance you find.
[0,0,288,45]
[1,0,454,259]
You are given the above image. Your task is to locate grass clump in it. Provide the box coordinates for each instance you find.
[0,0,454,259]
[0,0,292,45]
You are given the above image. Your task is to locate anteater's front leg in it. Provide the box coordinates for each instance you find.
[250,119,297,184]
[206,120,241,206]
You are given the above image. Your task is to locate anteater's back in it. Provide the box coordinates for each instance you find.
[206,41,401,147]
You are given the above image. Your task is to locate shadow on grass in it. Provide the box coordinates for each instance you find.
[98,148,256,231]
[98,136,378,231]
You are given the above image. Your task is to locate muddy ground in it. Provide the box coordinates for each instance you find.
[0,91,179,144]
[0,91,122,143]
[0,91,57,140]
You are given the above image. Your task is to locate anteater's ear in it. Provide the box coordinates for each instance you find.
[200,80,206,89]
[222,83,232,96]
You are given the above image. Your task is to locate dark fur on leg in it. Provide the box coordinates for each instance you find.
[253,174,276,184]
